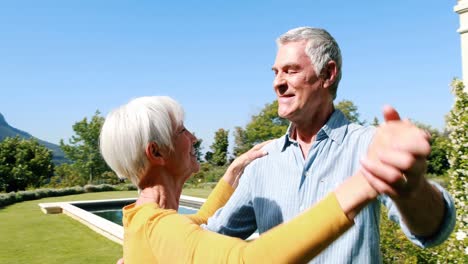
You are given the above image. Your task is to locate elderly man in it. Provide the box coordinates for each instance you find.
[205,27,455,263]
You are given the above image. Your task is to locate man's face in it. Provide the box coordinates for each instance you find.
[271,41,330,123]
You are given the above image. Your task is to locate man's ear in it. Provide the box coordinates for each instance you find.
[145,142,165,165]
[320,60,338,89]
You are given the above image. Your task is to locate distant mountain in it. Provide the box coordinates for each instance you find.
[0,112,67,164]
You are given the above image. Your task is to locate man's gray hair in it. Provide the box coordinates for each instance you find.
[99,96,184,187]
[277,27,342,100]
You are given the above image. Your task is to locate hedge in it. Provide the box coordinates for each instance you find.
[0,184,137,208]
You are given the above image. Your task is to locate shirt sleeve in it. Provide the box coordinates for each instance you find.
[378,181,456,248]
[146,193,353,263]
[202,165,258,239]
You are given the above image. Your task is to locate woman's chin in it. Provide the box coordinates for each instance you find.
[192,163,200,173]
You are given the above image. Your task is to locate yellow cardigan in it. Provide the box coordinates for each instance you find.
[122,180,353,263]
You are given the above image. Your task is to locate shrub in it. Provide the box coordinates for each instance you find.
[83,184,116,192]
[380,80,468,263]
[0,184,130,208]
[83,184,98,193]
[116,184,137,191]
[443,79,468,262]
[96,184,115,192]
[0,192,17,207]
[17,190,37,201]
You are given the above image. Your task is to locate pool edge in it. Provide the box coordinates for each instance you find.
[38,196,206,245]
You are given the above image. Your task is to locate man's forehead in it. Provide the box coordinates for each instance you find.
[273,45,310,68]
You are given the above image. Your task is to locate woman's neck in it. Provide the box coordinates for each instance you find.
[137,172,184,210]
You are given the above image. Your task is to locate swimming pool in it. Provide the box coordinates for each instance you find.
[39,195,258,243]
[89,205,198,225]
[39,195,204,245]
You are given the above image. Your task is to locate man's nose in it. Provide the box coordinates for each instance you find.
[273,72,287,93]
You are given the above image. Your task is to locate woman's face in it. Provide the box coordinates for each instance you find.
[165,125,200,180]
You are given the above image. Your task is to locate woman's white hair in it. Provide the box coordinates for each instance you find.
[99,96,184,187]
[277,27,342,100]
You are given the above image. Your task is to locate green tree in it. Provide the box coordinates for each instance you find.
[60,111,112,184]
[233,100,288,157]
[427,132,450,176]
[204,151,213,163]
[412,122,450,176]
[335,99,365,125]
[186,162,228,187]
[209,129,229,166]
[371,117,380,126]
[233,126,249,157]
[0,136,54,192]
[443,79,468,263]
[49,163,86,187]
[192,134,203,162]
[380,82,466,262]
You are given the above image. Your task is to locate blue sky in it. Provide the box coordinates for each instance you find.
[0,1,462,152]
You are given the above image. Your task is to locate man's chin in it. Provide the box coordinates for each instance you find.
[278,103,294,115]
[278,109,293,119]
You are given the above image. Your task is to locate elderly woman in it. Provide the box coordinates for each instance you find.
[100,96,418,263]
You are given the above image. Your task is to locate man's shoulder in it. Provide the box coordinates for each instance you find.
[338,123,376,150]
[346,123,376,139]
[262,136,287,152]
[243,136,287,170]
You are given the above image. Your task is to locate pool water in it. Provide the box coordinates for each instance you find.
[91,205,198,225]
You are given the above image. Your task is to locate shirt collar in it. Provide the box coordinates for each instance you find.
[281,109,349,151]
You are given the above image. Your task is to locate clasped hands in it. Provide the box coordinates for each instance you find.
[360,106,431,200]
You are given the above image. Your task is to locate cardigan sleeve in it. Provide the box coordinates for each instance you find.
[186,179,234,225]
[145,192,353,263]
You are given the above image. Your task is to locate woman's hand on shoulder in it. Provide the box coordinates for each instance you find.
[222,140,272,188]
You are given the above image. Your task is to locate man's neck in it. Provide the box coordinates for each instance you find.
[291,106,334,158]
[291,127,316,158]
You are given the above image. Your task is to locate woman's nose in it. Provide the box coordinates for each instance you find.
[189,131,197,142]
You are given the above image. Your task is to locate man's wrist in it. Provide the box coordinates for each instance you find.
[393,178,445,237]
[393,175,429,202]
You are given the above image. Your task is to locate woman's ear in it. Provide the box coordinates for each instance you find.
[145,142,165,165]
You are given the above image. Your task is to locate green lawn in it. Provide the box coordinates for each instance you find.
[182,187,212,198]
[0,188,211,264]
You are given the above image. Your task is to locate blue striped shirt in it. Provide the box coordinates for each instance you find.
[205,110,456,263]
